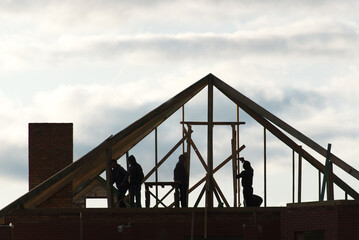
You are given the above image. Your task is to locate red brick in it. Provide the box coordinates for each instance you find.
[28,123,73,208]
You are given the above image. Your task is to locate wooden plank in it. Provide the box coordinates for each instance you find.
[292,150,295,203]
[298,152,302,203]
[212,75,359,181]
[231,126,237,207]
[236,105,241,206]
[264,128,267,207]
[186,125,192,206]
[181,121,245,125]
[155,128,159,206]
[207,76,214,208]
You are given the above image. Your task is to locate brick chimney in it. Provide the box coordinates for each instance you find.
[28,123,73,208]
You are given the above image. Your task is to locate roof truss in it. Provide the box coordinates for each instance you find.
[1,73,358,216]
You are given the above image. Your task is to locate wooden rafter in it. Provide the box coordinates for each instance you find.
[212,75,359,182]
[212,76,359,199]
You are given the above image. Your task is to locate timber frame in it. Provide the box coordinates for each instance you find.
[1,73,358,217]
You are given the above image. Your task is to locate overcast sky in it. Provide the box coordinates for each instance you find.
[1,0,359,208]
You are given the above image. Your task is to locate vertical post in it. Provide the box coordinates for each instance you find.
[145,184,150,208]
[182,105,185,153]
[292,150,295,203]
[297,151,302,203]
[327,147,334,201]
[236,106,241,206]
[155,128,159,206]
[106,148,114,208]
[207,77,214,208]
[231,125,237,207]
[263,127,267,207]
[318,170,321,201]
[186,125,192,206]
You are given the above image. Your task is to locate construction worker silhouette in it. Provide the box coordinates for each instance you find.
[110,159,129,208]
[174,154,189,207]
[237,157,262,207]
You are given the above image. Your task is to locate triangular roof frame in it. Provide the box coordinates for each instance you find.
[1,73,358,216]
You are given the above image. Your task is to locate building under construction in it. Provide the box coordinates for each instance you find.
[0,74,358,240]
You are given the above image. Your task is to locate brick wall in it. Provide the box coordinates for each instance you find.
[281,204,337,240]
[1,208,282,240]
[336,203,359,239]
[2,202,358,240]
[281,201,359,240]
[28,123,73,208]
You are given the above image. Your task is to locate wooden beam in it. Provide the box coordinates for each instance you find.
[264,127,267,207]
[212,76,359,199]
[320,144,334,201]
[188,146,245,195]
[186,125,192,206]
[168,145,245,208]
[155,128,159,206]
[292,150,295,203]
[143,132,189,183]
[231,125,237,207]
[181,121,245,125]
[298,152,302,203]
[212,75,359,182]
[207,77,214,208]
[184,132,230,207]
[236,105,241,206]
[212,177,230,208]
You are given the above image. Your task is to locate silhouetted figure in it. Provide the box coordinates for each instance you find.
[174,154,189,207]
[128,155,144,208]
[237,157,262,207]
[110,159,129,208]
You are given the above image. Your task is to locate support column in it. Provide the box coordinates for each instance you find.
[318,170,321,201]
[207,78,214,208]
[320,143,333,201]
[182,105,185,153]
[292,150,295,203]
[186,125,192,206]
[106,148,114,208]
[298,150,302,203]
[327,151,334,201]
[236,106,241,206]
[231,125,237,207]
[155,128,159,206]
[263,127,267,207]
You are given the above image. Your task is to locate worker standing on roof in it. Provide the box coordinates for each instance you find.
[110,159,129,208]
[174,153,189,207]
[128,155,144,208]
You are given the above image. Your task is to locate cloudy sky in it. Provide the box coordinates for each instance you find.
[1,0,359,208]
